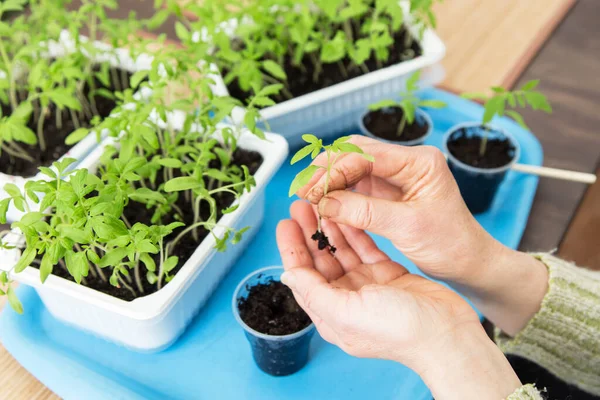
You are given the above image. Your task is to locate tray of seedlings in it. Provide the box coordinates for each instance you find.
[0,1,552,400]
[0,85,548,400]
[176,0,446,147]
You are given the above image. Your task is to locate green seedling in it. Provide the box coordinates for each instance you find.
[176,0,441,103]
[462,80,552,156]
[289,134,374,253]
[369,71,446,136]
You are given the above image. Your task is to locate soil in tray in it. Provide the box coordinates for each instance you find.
[238,279,312,336]
[225,26,422,105]
[0,67,135,178]
[363,107,429,142]
[447,126,516,169]
[44,148,264,302]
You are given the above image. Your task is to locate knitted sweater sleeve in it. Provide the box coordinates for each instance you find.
[496,253,600,396]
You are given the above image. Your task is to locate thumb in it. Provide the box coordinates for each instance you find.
[318,190,404,238]
[281,267,347,323]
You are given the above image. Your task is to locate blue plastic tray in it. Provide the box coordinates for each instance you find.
[0,89,543,400]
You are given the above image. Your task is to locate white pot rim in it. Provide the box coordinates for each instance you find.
[442,122,522,175]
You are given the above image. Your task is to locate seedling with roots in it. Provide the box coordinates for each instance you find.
[289,135,374,253]
[369,71,446,137]
[462,80,552,156]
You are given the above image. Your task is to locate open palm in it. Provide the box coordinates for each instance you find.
[277,201,480,370]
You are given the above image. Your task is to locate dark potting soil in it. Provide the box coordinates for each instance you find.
[447,127,516,169]
[238,279,312,336]
[312,230,336,254]
[363,107,429,142]
[43,148,264,302]
[0,67,134,178]
[225,27,422,105]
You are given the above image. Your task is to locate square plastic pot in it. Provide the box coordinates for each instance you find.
[0,120,288,352]
[443,122,521,214]
[233,267,316,377]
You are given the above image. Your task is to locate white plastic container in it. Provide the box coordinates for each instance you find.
[0,121,288,352]
[0,31,229,223]
[227,26,446,148]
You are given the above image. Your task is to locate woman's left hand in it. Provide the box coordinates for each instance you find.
[276,201,522,400]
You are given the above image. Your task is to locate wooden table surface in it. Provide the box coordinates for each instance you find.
[1,0,598,398]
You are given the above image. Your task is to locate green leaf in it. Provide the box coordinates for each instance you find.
[262,60,287,80]
[157,158,183,168]
[11,101,32,121]
[291,143,316,165]
[406,71,421,92]
[482,96,505,124]
[521,80,540,91]
[524,92,552,113]
[65,128,90,145]
[146,271,158,284]
[419,100,447,109]
[232,226,250,245]
[369,99,399,110]
[302,134,318,144]
[58,225,92,244]
[222,204,239,214]
[141,253,156,272]
[174,21,190,41]
[0,198,10,224]
[137,239,158,254]
[14,247,36,273]
[4,183,22,199]
[164,177,203,192]
[289,165,320,197]
[163,256,178,272]
[65,252,88,284]
[7,287,23,314]
[258,84,283,97]
[506,110,529,130]
[39,254,53,283]
[129,188,166,204]
[99,247,128,268]
[130,70,149,89]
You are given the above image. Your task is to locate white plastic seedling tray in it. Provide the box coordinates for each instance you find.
[0,119,288,352]
[226,25,446,148]
[0,31,229,223]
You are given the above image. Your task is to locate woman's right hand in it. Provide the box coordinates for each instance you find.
[294,135,549,336]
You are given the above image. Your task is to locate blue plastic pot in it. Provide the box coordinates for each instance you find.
[358,107,434,146]
[443,122,521,214]
[232,267,315,377]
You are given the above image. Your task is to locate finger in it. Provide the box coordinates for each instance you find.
[320,218,362,273]
[281,266,349,324]
[318,190,405,239]
[305,139,449,204]
[276,219,314,271]
[289,201,344,281]
[338,224,390,264]
[286,288,340,346]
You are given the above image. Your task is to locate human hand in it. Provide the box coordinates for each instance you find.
[276,201,522,399]
[293,135,548,336]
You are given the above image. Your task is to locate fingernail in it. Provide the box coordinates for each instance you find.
[319,196,341,218]
[281,271,295,288]
[306,185,324,203]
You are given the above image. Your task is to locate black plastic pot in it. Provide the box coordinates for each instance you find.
[232,267,315,377]
[443,123,521,214]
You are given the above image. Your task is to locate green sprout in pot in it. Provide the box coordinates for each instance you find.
[367,71,446,142]
[462,80,553,157]
[288,135,374,253]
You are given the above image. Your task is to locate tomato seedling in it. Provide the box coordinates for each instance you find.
[289,135,374,253]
